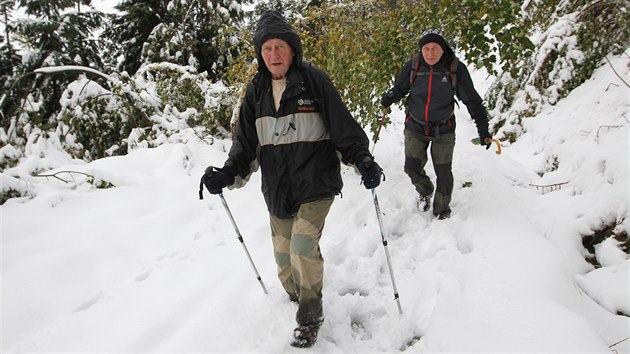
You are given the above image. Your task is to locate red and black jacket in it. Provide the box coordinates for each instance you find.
[384,50,490,139]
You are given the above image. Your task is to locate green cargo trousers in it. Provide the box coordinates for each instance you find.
[270,196,334,326]
[403,129,455,216]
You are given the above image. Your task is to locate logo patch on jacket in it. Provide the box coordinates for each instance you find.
[441,76,449,84]
[297,98,317,111]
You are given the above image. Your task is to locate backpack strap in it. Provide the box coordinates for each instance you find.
[409,54,421,86]
[409,54,459,92]
[449,57,459,92]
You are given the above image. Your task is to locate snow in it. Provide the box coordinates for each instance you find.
[2,53,629,352]
[91,0,119,14]
[34,66,114,82]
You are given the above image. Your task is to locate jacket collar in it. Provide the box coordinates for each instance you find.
[255,65,307,98]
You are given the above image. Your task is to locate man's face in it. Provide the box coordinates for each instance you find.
[421,42,444,66]
[261,38,294,80]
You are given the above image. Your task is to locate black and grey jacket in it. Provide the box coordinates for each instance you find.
[222,10,371,218]
[384,47,490,139]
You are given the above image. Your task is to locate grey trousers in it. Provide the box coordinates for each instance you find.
[403,129,455,215]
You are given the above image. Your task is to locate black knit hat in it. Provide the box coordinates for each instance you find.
[418,28,448,52]
[253,10,303,72]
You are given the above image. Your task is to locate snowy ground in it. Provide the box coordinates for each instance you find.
[2,55,629,353]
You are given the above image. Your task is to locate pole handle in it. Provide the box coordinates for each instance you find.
[199,166,222,200]
[471,137,502,155]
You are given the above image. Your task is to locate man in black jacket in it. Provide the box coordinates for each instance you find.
[201,10,382,348]
[381,29,492,220]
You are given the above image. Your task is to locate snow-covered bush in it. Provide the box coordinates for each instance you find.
[54,63,232,162]
[57,75,154,161]
[141,23,199,69]
[487,0,630,142]
[137,63,233,137]
[582,218,629,268]
[0,63,231,203]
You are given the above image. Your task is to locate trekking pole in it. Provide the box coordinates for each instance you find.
[370,187,403,314]
[370,108,389,156]
[198,168,268,295]
[217,193,268,294]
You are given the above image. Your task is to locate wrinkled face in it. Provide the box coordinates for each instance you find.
[421,42,444,66]
[261,38,294,80]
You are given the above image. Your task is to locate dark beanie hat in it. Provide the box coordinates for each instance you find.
[253,10,303,72]
[418,28,448,51]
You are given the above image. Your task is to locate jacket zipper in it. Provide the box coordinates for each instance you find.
[424,67,433,135]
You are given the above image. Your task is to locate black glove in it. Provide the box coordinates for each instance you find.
[380,88,397,108]
[201,166,235,195]
[479,131,492,150]
[358,157,382,189]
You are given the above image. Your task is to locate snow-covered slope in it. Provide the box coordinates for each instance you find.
[2,54,628,353]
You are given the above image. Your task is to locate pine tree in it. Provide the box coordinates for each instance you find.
[101,0,162,75]
[0,0,22,131]
[10,0,105,131]
[104,0,250,80]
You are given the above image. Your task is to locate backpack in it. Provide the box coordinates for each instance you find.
[409,54,459,95]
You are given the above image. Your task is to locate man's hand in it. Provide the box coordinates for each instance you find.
[201,167,235,194]
[358,157,382,189]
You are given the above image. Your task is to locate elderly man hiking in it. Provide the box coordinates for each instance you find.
[201,10,382,348]
[381,28,494,220]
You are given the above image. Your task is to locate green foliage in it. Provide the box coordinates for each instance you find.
[225,0,531,136]
[289,0,533,135]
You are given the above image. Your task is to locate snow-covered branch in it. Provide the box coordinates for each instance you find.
[34,65,114,83]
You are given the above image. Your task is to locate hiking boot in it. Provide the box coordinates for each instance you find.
[290,321,322,348]
[416,195,431,212]
[437,209,451,220]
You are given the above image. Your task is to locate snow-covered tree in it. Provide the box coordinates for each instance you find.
[8,0,104,132]
[487,0,630,142]
[104,0,250,80]
[55,64,232,161]
[0,0,22,128]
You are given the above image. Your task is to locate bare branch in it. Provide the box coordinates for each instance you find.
[33,170,93,188]
[609,336,630,348]
[529,181,570,194]
[596,125,625,143]
[605,56,630,88]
